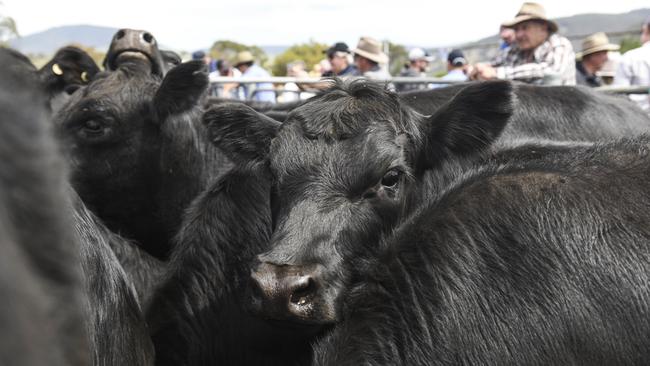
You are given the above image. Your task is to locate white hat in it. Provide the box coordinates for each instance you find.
[408,48,433,62]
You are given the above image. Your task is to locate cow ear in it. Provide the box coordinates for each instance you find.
[203,103,281,164]
[154,60,208,120]
[418,80,514,170]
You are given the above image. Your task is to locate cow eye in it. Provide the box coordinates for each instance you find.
[77,119,110,140]
[84,120,103,132]
[381,169,402,188]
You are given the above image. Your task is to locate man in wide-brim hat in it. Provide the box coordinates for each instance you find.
[469,2,576,85]
[352,36,391,80]
[233,50,276,104]
[575,32,620,87]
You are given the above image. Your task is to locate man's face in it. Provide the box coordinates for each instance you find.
[415,59,429,72]
[354,55,370,72]
[584,51,609,71]
[642,24,650,44]
[329,52,349,73]
[514,20,549,51]
[500,27,516,44]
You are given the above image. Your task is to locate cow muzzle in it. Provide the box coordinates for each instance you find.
[104,29,164,76]
[249,261,335,327]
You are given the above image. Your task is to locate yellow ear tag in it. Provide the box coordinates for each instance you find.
[81,71,88,82]
[52,63,63,75]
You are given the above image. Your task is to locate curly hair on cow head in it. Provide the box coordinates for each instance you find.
[286,79,423,144]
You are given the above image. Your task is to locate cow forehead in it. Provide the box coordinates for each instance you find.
[73,72,157,107]
[270,122,406,184]
[268,198,352,260]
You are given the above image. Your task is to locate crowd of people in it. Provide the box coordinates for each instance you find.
[192,2,650,111]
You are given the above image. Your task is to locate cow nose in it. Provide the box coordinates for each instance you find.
[115,29,126,40]
[141,32,154,44]
[249,262,321,321]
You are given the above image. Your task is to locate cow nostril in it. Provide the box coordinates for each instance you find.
[142,32,154,44]
[290,277,316,306]
[115,30,125,40]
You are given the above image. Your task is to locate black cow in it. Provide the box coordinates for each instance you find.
[401,82,650,141]
[100,214,166,309]
[38,46,101,112]
[312,136,650,365]
[102,28,169,76]
[207,78,650,364]
[72,193,155,366]
[2,46,157,366]
[0,49,90,366]
[55,39,231,258]
[237,80,650,138]
[205,96,305,121]
[147,164,320,365]
[0,46,100,114]
[196,79,509,360]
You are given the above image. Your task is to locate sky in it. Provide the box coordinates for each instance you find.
[3,0,649,51]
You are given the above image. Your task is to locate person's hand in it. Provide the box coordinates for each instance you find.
[471,63,497,80]
[464,64,475,79]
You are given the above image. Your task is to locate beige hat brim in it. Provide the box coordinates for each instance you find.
[576,44,620,59]
[501,15,558,33]
[352,48,389,64]
[234,59,254,67]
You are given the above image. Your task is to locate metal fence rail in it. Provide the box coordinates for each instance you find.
[594,85,650,94]
[208,76,466,85]
[209,77,650,96]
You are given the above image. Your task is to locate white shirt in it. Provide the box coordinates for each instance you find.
[614,42,650,112]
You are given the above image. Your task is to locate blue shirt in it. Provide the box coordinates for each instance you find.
[241,64,276,103]
[430,69,467,89]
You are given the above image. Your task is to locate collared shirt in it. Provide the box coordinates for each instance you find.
[492,33,576,85]
[240,64,276,104]
[614,42,650,112]
[575,61,602,87]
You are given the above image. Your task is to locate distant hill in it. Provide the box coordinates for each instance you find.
[9,25,119,54]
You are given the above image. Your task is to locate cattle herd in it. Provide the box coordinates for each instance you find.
[2,28,650,366]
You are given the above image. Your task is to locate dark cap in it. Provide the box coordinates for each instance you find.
[192,50,206,60]
[447,49,467,66]
[325,42,350,57]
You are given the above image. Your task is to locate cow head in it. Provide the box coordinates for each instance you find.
[103,28,169,77]
[54,58,208,256]
[38,46,100,98]
[204,79,513,328]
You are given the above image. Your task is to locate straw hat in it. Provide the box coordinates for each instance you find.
[501,2,558,33]
[576,32,620,59]
[352,36,389,64]
[234,51,255,67]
